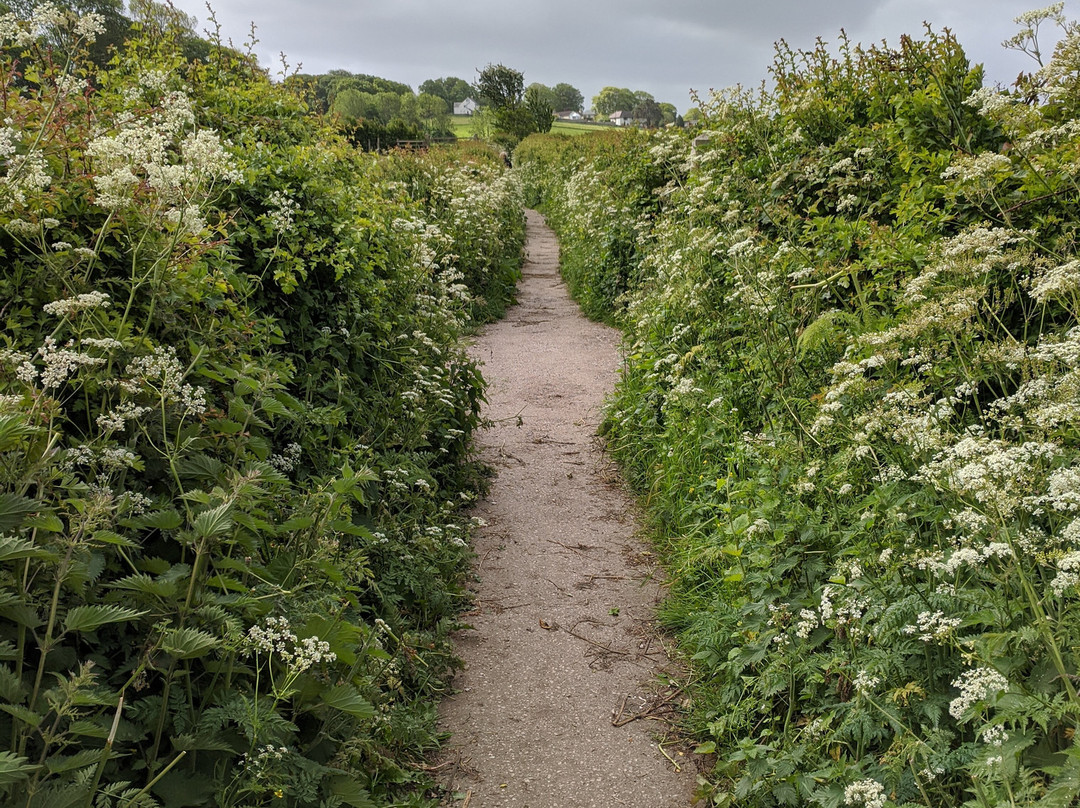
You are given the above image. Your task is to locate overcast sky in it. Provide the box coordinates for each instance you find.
[169,1,1067,113]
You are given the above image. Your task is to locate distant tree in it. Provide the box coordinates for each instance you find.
[526,82,555,109]
[332,88,374,121]
[474,63,524,110]
[474,63,533,143]
[632,97,662,128]
[684,107,702,125]
[373,91,402,123]
[398,92,419,127]
[551,82,583,112]
[525,85,554,133]
[419,76,472,106]
[417,92,451,134]
[658,102,678,125]
[315,71,412,111]
[592,86,636,116]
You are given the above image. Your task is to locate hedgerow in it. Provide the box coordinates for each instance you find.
[518,6,1080,807]
[0,6,522,807]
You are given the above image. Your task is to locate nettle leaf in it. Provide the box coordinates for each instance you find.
[161,627,220,659]
[123,509,183,532]
[0,534,46,563]
[63,605,145,634]
[329,776,376,808]
[0,412,37,451]
[0,749,38,785]
[171,732,235,753]
[1,704,43,728]
[45,748,109,774]
[192,502,233,540]
[319,684,375,719]
[0,492,39,532]
[90,530,140,549]
[0,664,25,702]
[110,573,177,599]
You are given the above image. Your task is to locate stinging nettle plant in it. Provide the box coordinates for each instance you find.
[518,4,1080,807]
[0,4,523,808]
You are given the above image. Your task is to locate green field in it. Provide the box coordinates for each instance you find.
[450,114,609,138]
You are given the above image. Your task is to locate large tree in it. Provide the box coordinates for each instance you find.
[592,86,637,115]
[632,96,662,128]
[525,85,553,133]
[417,91,451,133]
[551,82,583,112]
[526,82,555,109]
[474,63,533,142]
[419,76,472,106]
[474,62,524,110]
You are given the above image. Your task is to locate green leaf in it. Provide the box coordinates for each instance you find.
[0,750,38,784]
[63,605,145,634]
[0,664,24,702]
[320,684,375,719]
[0,412,36,452]
[695,741,717,755]
[109,573,177,599]
[259,395,291,417]
[91,530,140,549]
[192,502,233,540]
[0,534,45,563]
[45,748,108,774]
[124,509,182,531]
[22,512,63,533]
[329,775,376,808]
[161,627,220,659]
[1,704,43,728]
[0,492,38,532]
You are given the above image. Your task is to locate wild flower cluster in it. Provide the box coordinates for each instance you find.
[519,7,1080,807]
[0,10,522,808]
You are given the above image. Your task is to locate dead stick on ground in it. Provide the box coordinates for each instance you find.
[542,577,569,594]
[612,693,629,725]
[612,689,684,727]
[565,627,630,655]
[462,790,473,808]
[546,539,598,556]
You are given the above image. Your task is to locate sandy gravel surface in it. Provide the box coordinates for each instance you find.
[436,210,695,807]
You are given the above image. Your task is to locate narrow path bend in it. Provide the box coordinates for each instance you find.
[437,210,695,807]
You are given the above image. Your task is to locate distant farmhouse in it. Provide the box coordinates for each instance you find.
[453,97,478,115]
[555,110,583,121]
[609,110,633,126]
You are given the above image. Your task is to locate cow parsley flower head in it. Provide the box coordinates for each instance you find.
[42,291,111,316]
[844,778,886,808]
[853,670,880,696]
[950,667,1009,719]
[246,616,336,673]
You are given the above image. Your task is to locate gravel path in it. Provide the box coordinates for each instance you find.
[437,210,695,807]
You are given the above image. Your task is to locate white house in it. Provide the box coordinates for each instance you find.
[453,97,479,115]
[610,110,632,126]
[556,110,583,121]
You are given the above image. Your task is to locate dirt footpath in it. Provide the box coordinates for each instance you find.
[437,210,696,807]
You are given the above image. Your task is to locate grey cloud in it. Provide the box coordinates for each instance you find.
[176,0,1065,112]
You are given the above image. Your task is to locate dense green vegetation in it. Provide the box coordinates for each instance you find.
[518,6,1080,807]
[0,6,523,807]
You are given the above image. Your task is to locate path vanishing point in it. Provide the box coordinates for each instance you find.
[437,210,696,807]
